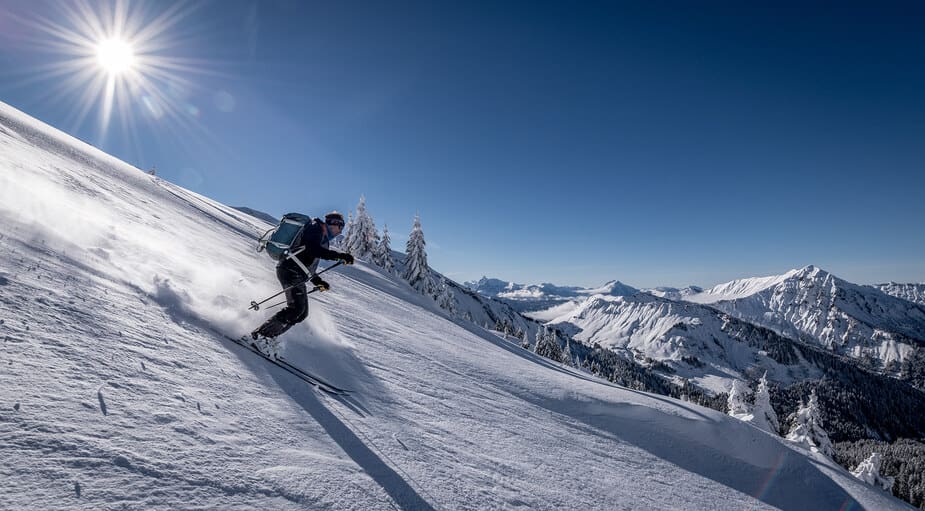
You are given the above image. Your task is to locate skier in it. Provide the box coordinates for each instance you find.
[251,211,354,355]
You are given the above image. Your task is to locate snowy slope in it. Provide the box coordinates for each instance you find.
[686,266,925,372]
[0,101,913,510]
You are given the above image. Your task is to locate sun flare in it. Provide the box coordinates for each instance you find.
[15,0,208,145]
[96,37,135,75]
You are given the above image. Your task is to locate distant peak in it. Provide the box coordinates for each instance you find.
[792,265,831,279]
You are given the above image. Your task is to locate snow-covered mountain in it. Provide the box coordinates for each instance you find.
[876,282,925,307]
[2,101,912,510]
[465,276,638,312]
[233,206,278,225]
[543,292,826,394]
[641,285,704,301]
[686,265,925,374]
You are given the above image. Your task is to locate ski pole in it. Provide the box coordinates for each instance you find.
[248,261,344,311]
[263,284,326,311]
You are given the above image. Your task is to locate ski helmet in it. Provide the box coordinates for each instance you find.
[324,211,345,227]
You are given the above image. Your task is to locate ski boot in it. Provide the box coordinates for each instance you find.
[250,330,281,359]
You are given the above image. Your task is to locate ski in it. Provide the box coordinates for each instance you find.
[224,336,351,396]
[274,356,352,395]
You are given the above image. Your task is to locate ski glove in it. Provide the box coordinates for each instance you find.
[311,275,330,292]
[338,253,355,265]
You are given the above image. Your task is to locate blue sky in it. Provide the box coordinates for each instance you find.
[1,1,923,288]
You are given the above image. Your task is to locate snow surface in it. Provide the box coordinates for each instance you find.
[0,101,913,510]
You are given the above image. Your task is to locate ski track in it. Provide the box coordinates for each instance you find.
[0,100,914,510]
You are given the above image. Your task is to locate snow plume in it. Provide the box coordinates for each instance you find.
[151,276,196,322]
[0,106,273,339]
[852,453,895,492]
[786,389,834,457]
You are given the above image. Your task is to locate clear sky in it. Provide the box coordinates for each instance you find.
[1,1,923,288]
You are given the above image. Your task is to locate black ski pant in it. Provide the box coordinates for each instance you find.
[255,259,310,338]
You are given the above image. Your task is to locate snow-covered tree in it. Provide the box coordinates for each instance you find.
[559,338,574,366]
[373,224,395,273]
[752,373,781,435]
[534,327,560,360]
[339,211,356,250]
[520,330,530,350]
[436,277,457,316]
[851,452,895,492]
[786,390,834,457]
[726,375,781,436]
[727,380,752,419]
[402,214,436,295]
[346,195,379,259]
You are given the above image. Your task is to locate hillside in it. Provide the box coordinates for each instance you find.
[0,101,912,510]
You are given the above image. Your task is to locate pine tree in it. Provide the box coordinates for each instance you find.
[559,338,574,366]
[346,195,379,259]
[534,327,560,360]
[727,380,752,419]
[374,224,395,273]
[341,211,356,251]
[786,390,834,457]
[402,214,436,295]
[520,330,530,350]
[436,277,457,315]
[752,372,781,435]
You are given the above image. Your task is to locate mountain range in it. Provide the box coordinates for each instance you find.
[464,276,639,313]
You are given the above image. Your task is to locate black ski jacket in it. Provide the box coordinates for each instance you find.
[286,218,343,273]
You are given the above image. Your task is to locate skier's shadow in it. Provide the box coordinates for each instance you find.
[272,370,436,511]
[525,394,862,511]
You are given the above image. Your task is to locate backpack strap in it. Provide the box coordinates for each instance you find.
[284,247,313,277]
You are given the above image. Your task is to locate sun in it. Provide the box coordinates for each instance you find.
[95,37,135,75]
[12,1,211,146]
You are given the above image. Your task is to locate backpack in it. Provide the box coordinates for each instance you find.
[257,213,313,261]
